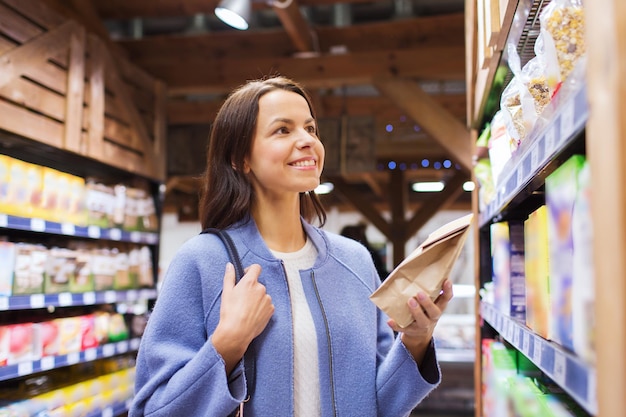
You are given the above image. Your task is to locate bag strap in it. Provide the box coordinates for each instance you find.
[201,228,245,281]
[200,228,251,416]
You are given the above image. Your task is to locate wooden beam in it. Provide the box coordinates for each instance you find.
[272,0,316,53]
[373,77,472,172]
[147,46,465,95]
[64,24,86,154]
[329,175,391,239]
[117,14,464,64]
[406,170,467,237]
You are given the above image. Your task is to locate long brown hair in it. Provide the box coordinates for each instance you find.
[199,76,327,230]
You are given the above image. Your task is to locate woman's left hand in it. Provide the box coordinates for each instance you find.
[387,279,454,365]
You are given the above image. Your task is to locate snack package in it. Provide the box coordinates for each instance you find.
[488,111,515,186]
[369,214,473,328]
[539,0,586,86]
[500,44,540,145]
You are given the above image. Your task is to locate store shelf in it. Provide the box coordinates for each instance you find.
[0,289,157,311]
[0,338,141,382]
[481,302,597,415]
[0,213,159,245]
[86,399,132,417]
[478,83,588,227]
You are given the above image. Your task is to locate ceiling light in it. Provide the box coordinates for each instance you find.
[215,0,251,30]
[315,182,334,195]
[463,181,475,192]
[412,181,444,192]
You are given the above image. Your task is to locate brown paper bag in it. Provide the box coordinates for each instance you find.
[369,213,473,328]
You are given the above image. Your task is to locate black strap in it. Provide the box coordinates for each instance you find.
[201,228,245,281]
[200,228,251,416]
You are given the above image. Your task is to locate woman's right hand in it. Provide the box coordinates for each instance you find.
[211,263,274,374]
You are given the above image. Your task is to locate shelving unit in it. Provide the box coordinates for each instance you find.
[468,0,625,416]
[0,1,166,415]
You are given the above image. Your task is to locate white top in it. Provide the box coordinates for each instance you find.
[270,238,320,417]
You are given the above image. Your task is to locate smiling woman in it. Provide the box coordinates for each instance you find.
[130,75,454,417]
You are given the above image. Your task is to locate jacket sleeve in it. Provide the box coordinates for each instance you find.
[129,238,247,417]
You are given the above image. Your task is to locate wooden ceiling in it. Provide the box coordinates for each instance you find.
[48,0,471,260]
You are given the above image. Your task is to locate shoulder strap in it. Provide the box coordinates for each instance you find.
[201,228,245,281]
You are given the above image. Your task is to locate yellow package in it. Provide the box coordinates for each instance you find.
[0,154,12,214]
[40,167,62,222]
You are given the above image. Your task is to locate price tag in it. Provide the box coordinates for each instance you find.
[588,369,597,412]
[530,144,539,172]
[102,344,115,357]
[553,350,567,386]
[560,98,575,139]
[513,327,520,347]
[109,228,122,241]
[117,340,129,353]
[84,348,97,362]
[516,167,524,188]
[130,231,141,243]
[17,361,34,376]
[30,218,46,232]
[130,338,141,351]
[87,225,101,239]
[61,223,76,235]
[30,294,45,309]
[147,233,158,244]
[82,292,96,305]
[102,407,114,417]
[104,290,117,304]
[544,125,556,155]
[58,292,73,307]
[0,296,9,311]
[126,289,138,301]
[41,356,55,371]
[0,213,8,227]
[67,352,80,365]
[533,337,543,365]
[522,331,531,355]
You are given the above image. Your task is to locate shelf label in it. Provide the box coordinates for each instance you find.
[110,228,122,241]
[58,292,73,307]
[30,294,45,309]
[104,290,117,304]
[553,350,567,386]
[103,344,115,357]
[30,218,46,232]
[516,167,524,189]
[126,289,138,301]
[117,340,129,353]
[84,348,97,362]
[0,213,7,227]
[82,292,96,305]
[560,98,575,139]
[146,233,159,244]
[61,223,76,236]
[532,337,543,366]
[530,144,539,172]
[512,327,521,348]
[522,330,530,355]
[102,407,114,417]
[17,361,34,376]
[0,296,8,311]
[67,352,80,365]
[87,225,101,239]
[130,231,141,242]
[544,125,556,155]
[130,338,141,351]
[41,356,55,371]
[588,369,597,412]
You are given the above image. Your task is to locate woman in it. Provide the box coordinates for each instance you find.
[130,76,453,417]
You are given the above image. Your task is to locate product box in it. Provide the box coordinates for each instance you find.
[491,222,511,316]
[24,162,43,219]
[69,249,94,293]
[67,174,87,226]
[6,323,35,365]
[524,205,552,339]
[12,244,46,295]
[44,248,75,294]
[508,221,526,321]
[40,167,62,222]
[0,326,9,366]
[114,251,134,290]
[545,154,587,353]
[0,154,11,214]
[5,158,29,216]
[0,241,16,296]
[91,249,115,291]
[55,317,82,355]
[35,320,60,358]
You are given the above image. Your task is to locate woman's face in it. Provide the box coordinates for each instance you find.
[245,89,324,199]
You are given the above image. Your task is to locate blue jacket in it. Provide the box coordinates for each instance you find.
[130,218,441,417]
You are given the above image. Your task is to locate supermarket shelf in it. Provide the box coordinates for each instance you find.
[0,289,158,311]
[478,84,588,227]
[86,398,132,417]
[0,213,159,245]
[481,302,597,415]
[0,338,141,382]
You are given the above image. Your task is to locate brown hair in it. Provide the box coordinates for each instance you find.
[199,76,327,230]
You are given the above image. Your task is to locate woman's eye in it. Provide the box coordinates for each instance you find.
[306,125,317,134]
[276,127,289,134]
